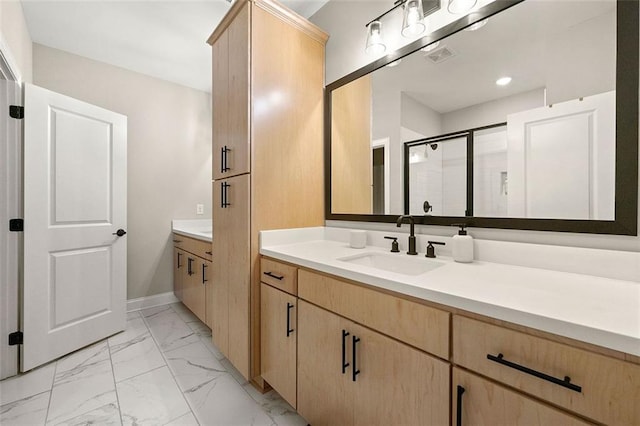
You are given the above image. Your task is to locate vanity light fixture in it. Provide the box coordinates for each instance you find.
[386,59,402,67]
[364,0,441,55]
[496,76,512,86]
[402,0,426,37]
[365,21,387,55]
[421,41,440,52]
[447,0,477,14]
[464,18,487,31]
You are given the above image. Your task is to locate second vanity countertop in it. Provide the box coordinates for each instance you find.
[260,227,640,357]
[172,219,212,242]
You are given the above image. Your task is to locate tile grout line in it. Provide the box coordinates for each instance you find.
[42,359,59,425]
[140,303,201,425]
[106,335,125,425]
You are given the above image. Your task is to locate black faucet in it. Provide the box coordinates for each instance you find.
[396,215,418,255]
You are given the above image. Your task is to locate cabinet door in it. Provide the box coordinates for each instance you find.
[298,301,353,426]
[173,247,185,301]
[350,322,450,426]
[212,174,250,378]
[212,3,249,180]
[204,258,213,329]
[260,284,297,408]
[182,255,206,323]
[453,368,594,426]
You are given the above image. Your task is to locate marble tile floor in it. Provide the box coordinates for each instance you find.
[0,303,306,426]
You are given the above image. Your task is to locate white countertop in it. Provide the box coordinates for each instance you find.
[260,227,640,356]
[172,219,212,242]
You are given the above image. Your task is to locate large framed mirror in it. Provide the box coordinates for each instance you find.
[325,0,638,235]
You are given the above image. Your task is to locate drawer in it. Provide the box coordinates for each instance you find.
[298,269,449,359]
[173,233,212,261]
[453,315,640,425]
[260,257,297,295]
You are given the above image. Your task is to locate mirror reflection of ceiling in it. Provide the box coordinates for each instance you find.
[372,0,615,115]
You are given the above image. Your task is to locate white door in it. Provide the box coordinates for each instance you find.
[22,84,127,371]
[507,91,615,220]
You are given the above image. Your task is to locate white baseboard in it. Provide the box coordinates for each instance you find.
[127,292,179,312]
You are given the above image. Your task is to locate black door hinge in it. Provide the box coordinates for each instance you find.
[9,219,23,232]
[8,331,23,345]
[9,105,24,119]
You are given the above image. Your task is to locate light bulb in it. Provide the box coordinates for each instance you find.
[365,21,386,55]
[402,0,426,38]
[447,0,477,14]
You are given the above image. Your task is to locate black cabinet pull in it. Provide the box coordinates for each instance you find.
[221,146,231,172]
[205,251,212,255]
[286,303,294,337]
[341,330,350,374]
[487,353,582,393]
[221,182,231,208]
[187,258,194,276]
[456,385,465,426]
[202,264,208,284]
[172,239,182,243]
[177,252,182,269]
[352,335,361,382]
[263,271,284,280]
[220,147,224,173]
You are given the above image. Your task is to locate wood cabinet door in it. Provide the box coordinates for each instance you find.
[182,255,206,323]
[350,322,450,426]
[212,174,250,378]
[260,283,297,408]
[297,301,353,426]
[173,247,185,301]
[452,368,594,426]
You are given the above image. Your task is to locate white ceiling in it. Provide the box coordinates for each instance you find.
[21,0,328,93]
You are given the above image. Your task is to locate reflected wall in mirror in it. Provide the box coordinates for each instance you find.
[327,0,638,234]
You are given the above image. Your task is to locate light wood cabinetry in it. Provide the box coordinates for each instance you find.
[260,282,297,407]
[297,300,449,426]
[172,233,212,324]
[208,0,327,382]
[452,368,593,426]
[453,315,640,425]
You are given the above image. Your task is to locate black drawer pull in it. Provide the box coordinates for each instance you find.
[172,239,182,243]
[456,385,465,426]
[286,303,294,337]
[341,330,350,374]
[202,264,208,284]
[177,252,182,268]
[487,353,582,393]
[205,251,212,255]
[352,335,361,382]
[263,271,284,280]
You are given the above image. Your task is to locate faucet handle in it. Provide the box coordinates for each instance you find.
[384,236,400,253]
[426,240,445,258]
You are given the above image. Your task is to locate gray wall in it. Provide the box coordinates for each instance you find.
[33,44,212,299]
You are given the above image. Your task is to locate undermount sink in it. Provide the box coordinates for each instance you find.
[337,252,444,276]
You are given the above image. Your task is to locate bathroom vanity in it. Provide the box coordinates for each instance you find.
[259,227,640,425]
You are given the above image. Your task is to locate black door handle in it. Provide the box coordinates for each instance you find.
[187,258,194,276]
[177,252,182,268]
[286,303,294,337]
[112,229,127,237]
[352,335,361,382]
[341,330,350,374]
[202,264,208,284]
[456,385,465,426]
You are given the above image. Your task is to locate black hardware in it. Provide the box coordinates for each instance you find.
[263,271,284,280]
[384,236,400,252]
[396,215,417,255]
[205,251,212,255]
[286,303,294,337]
[112,229,127,237]
[8,331,23,345]
[341,330,350,374]
[221,146,231,172]
[456,385,465,426]
[426,240,445,258]
[187,257,194,276]
[487,353,582,393]
[352,335,361,382]
[365,0,441,28]
[177,252,182,268]
[9,105,24,119]
[423,200,433,214]
[172,239,182,243]
[202,263,208,284]
[9,219,23,232]
[221,182,231,208]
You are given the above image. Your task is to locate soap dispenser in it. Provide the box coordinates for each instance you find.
[452,224,473,263]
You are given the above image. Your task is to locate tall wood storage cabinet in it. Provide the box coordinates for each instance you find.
[207,0,327,382]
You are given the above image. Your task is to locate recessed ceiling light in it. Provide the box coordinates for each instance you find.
[464,19,487,31]
[421,41,440,52]
[496,77,512,86]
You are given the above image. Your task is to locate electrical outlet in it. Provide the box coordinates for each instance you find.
[196,204,204,215]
